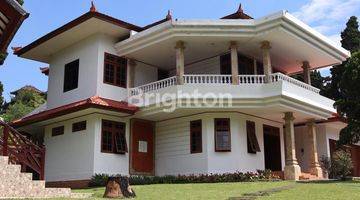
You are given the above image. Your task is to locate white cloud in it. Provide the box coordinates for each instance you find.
[293,0,360,24]
[292,0,360,36]
[328,34,342,46]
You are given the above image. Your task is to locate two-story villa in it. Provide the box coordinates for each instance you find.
[11,3,359,188]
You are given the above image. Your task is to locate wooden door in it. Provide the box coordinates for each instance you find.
[263,125,282,171]
[130,119,154,175]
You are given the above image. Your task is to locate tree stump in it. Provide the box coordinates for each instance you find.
[103,176,136,198]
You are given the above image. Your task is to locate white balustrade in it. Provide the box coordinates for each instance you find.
[129,76,177,96]
[183,74,232,84]
[269,73,320,93]
[128,73,320,96]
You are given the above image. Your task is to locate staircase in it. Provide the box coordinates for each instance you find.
[0,156,73,198]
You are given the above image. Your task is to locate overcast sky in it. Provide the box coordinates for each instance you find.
[1,0,359,101]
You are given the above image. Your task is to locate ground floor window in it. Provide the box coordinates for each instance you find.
[101,120,127,154]
[190,120,202,154]
[214,118,231,152]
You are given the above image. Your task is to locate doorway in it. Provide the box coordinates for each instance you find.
[263,125,282,171]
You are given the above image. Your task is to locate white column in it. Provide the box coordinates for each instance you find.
[127,59,136,88]
[283,112,301,180]
[261,41,272,82]
[175,41,185,85]
[302,61,311,85]
[253,58,258,75]
[307,120,323,178]
[230,41,239,85]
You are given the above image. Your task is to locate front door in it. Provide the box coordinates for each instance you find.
[130,119,154,175]
[263,125,282,171]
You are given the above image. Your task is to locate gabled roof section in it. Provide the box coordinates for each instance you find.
[221,4,253,19]
[11,96,139,127]
[10,85,45,96]
[143,10,172,30]
[39,67,49,76]
[14,7,143,62]
[0,0,28,64]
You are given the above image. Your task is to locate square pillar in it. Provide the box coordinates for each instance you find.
[230,41,239,85]
[283,112,301,180]
[302,61,311,85]
[306,120,323,178]
[175,41,185,85]
[261,41,272,83]
[253,58,258,75]
[127,59,136,88]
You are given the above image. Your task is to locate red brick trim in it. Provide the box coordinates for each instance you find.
[46,179,91,189]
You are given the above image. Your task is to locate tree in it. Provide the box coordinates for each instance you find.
[1,89,46,122]
[335,52,360,144]
[0,81,3,108]
[324,16,360,100]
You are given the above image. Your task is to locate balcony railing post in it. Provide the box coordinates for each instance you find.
[3,126,9,156]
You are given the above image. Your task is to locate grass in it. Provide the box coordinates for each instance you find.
[55,180,360,200]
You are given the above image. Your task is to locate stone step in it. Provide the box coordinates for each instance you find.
[71,192,94,199]
[44,188,72,198]
[0,172,33,181]
[0,156,9,166]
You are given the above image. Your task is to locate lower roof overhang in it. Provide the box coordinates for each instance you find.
[115,11,350,74]
[11,96,138,128]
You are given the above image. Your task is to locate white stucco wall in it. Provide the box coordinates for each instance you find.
[169,56,220,76]
[92,114,130,176]
[47,35,100,109]
[155,112,285,176]
[134,62,158,87]
[44,114,97,182]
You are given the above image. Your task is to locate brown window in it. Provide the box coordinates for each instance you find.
[246,121,261,154]
[101,120,127,154]
[214,118,231,152]
[72,121,87,132]
[52,126,64,137]
[104,53,127,87]
[190,120,202,154]
[63,59,79,92]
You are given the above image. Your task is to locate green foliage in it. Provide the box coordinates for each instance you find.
[331,150,354,179]
[89,170,278,187]
[335,52,360,144]
[1,89,46,122]
[16,0,24,6]
[0,52,8,65]
[324,16,360,101]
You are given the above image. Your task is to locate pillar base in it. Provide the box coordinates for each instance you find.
[310,166,323,178]
[284,164,301,180]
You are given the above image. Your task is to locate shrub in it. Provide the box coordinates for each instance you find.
[320,150,353,179]
[89,170,279,187]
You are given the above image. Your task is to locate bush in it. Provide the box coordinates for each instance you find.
[88,170,279,187]
[320,150,353,179]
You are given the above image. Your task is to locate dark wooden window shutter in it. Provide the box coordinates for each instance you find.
[190,120,202,154]
[63,59,79,92]
[104,53,127,88]
[247,121,261,153]
[101,120,127,154]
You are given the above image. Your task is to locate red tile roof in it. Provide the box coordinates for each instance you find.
[11,96,139,127]
[40,67,49,75]
[221,4,253,19]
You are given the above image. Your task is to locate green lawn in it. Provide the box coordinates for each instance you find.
[70,181,360,200]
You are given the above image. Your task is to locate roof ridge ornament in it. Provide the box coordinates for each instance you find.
[90,1,97,12]
[237,3,243,13]
[166,10,172,20]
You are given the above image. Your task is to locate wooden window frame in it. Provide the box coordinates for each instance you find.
[101,119,127,154]
[63,59,79,92]
[103,53,127,88]
[190,120,202,154]
[246,121,261,154]
[52,126,64,137]
[72,121,87,132]
[214,118,231,152]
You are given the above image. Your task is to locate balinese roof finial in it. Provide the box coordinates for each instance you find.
[166,10,172,20]
[90,1,97,12]
[11,46,22,54]
[237,3,243,13]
